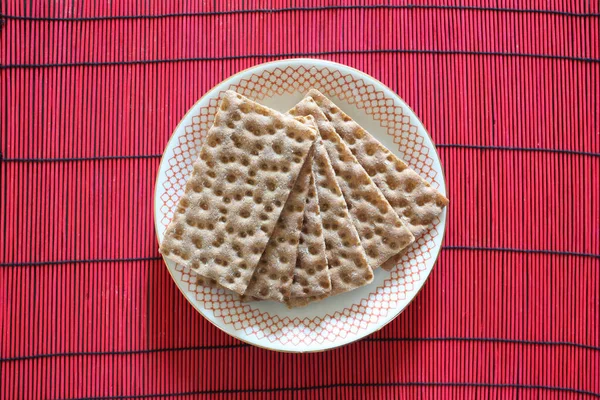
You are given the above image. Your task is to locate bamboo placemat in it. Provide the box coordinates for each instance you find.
[1,1,599,399]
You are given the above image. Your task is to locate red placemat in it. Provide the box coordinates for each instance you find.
[1,1,599,399]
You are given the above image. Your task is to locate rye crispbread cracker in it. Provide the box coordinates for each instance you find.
[190,272,242,299]
[159,91,317,294]
[306,89,448,271]
[286,294,322,308]
[286,133,373,307]
[243,146,314,302]
[289,166,331,298]
[289,97,414,270]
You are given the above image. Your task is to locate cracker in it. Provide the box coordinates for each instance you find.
[289,97,414,270]
[306,89,448,270]
[289,131,373,303]
[286,293,325,308]
[289,166,331,298]
[243,146,314,302]
[159,91,317,294]
[190,271,241,299]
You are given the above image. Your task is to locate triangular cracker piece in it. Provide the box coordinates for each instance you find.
[287,135,373,307]
[306,89,448,270]
[289,167,331,299]
[160,91,317,294]
[289,97,414,270]
[243,145,314,302]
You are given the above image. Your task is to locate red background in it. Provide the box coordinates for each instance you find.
[1,1,599,399]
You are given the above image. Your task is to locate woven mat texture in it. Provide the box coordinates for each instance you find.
[1,1,599,399]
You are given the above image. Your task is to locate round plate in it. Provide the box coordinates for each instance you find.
[154,59,447,352]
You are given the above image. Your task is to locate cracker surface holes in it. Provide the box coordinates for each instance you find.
[160,91,316,295]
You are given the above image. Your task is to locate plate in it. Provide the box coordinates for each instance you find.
[154,59,447,352]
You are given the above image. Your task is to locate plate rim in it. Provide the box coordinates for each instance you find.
[153,58,448,353]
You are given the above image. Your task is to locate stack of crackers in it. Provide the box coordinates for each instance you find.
[160,90,448,308]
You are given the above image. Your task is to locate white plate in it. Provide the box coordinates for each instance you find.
[154,59,447,352]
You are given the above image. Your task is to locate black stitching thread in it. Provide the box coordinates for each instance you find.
[2,337,598,363]
[53,381,600,399]
[2,144,599,163]
[369,337,600,351]
[1,4,599,22]
[0,154,163,162]
[2,246,598,268]
[0,256,162,267]
[444,245,600,259]
[1,49,598,70]
[0,344,247,362]
[436,144,600,158]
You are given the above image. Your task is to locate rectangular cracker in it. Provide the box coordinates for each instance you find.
[306,89,448,270]
[289,97,414,270]
[159,91,317,294]
[243,144,314,302]
[289,165,331,299]
[286,133,374,307]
